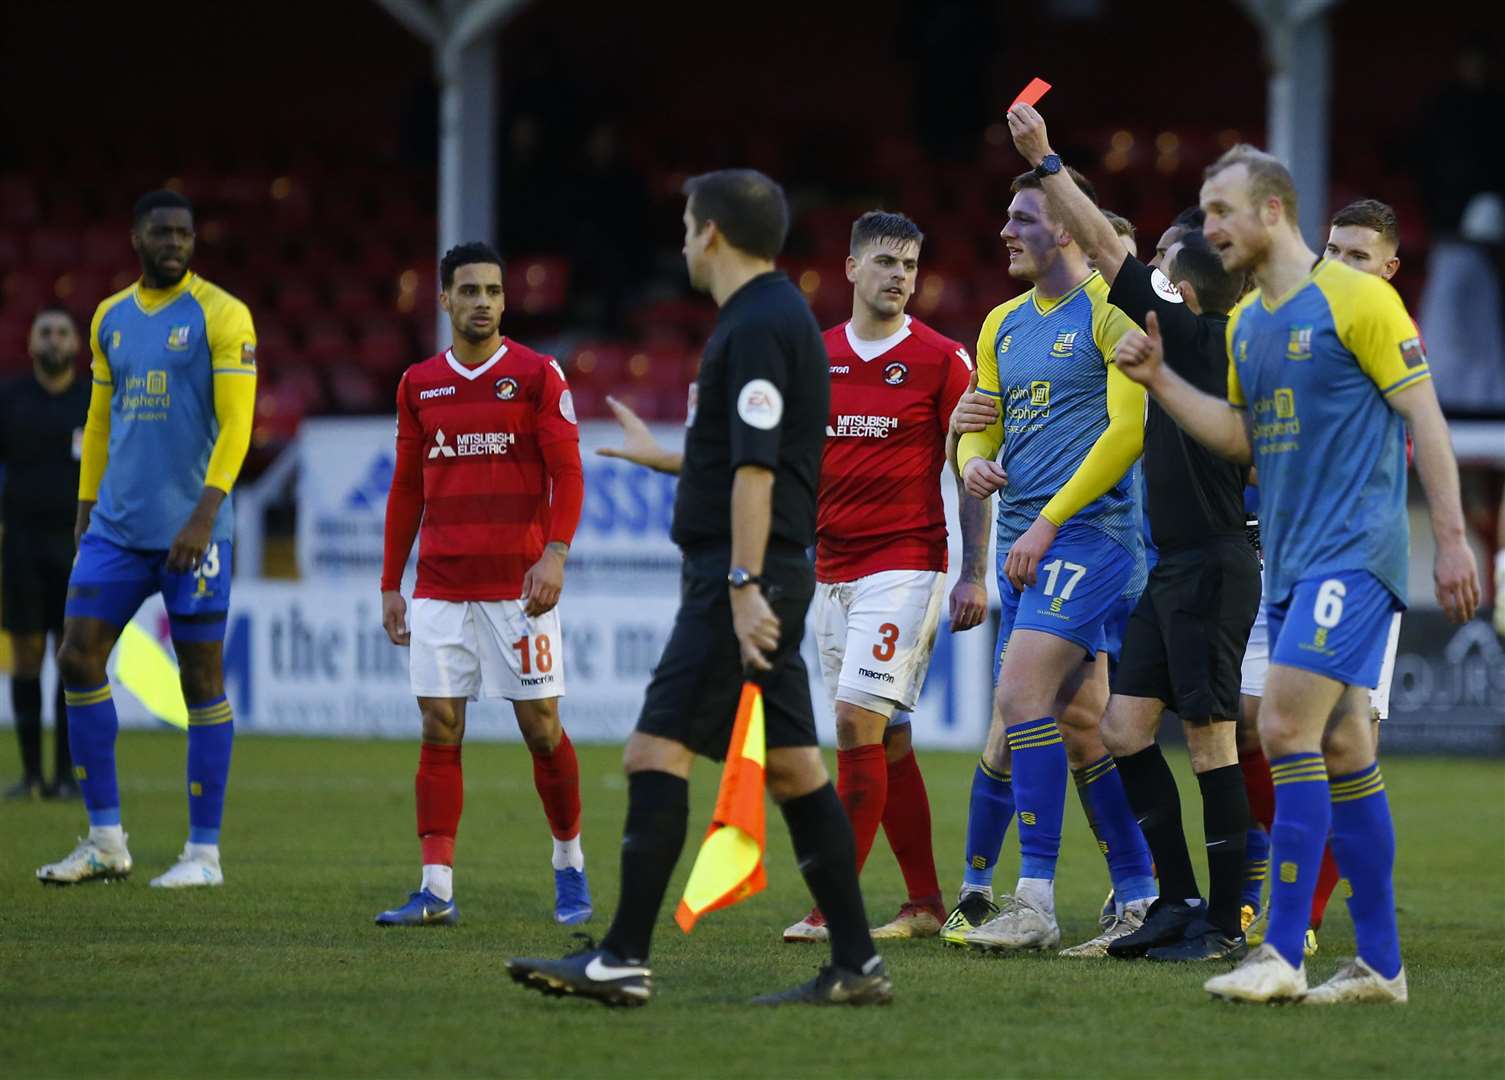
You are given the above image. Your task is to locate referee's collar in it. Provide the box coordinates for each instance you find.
[721,270,787,313]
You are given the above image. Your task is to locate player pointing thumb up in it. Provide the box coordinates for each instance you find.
[1115,310,1165,386]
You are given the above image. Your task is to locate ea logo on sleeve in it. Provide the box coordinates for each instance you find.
[736,379,783,430]
[883,361,909,386]
[494,377,519,400]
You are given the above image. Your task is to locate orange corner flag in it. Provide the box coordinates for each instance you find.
[675,682,767,933]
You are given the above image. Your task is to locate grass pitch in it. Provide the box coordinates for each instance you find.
[2,732,1503,1078]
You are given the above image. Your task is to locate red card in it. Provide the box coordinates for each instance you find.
[1011,77,1052,109]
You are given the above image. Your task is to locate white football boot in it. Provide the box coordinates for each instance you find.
[964,893,1061,952]
[1204,943,1307,1003]
[1303,957,1408,1005]
[1060,898,1150,958]
[782,908,829,943]
[36,834,133,884]
[150,843,224,888]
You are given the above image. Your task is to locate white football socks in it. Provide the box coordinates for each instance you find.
[1016,876,1055,914]
[552,835,584,872]
[422,864,453,901]
[89,824,126,850]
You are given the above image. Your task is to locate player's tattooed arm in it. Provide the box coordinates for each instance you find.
[950,473,991,632]
[1389,380,1481,623]
[597,394,683,474]
[1007,103,1127,284]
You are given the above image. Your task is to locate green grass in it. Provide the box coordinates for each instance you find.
[3,733,1503,1078]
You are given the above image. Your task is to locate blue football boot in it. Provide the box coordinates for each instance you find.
[554,866,593,925]
[375,888,460,927]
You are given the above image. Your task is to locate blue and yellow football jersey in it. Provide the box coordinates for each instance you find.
[85,273,257,550]
[1226,258,1427,606]
[958,271,1147,590]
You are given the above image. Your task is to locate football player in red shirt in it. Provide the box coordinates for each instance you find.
[375,242,588,928]
[779,211,990,942]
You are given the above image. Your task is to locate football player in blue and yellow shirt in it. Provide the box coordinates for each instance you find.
[941,164,1156,954]
[1117,146,1479,1004]
[36,190,257,889]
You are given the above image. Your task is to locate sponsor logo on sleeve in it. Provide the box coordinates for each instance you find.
[685,382,698,427]
[736,378,783,430]
[559,389,577,424]
[240,342,257,367]
[1399,336,1427,370]
[1150,268,1184,303]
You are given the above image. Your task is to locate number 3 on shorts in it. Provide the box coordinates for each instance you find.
[872,623,899,662]
[1314,579,1346,628]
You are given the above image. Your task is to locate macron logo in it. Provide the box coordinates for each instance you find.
[419,385,457,400]
[428,429,456,459]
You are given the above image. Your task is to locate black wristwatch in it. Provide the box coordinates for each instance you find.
[727,567,762,589]
[1033,153,1063,179]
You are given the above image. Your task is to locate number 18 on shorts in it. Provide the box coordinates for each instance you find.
[408,598,565,702]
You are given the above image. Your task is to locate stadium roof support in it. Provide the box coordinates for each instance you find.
[374,0,528,346]
[1238,0,1339,245]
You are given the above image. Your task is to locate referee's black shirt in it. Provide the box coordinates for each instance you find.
[1108,259,1246,553]
[671,271,829,552]
[0,374,89,531]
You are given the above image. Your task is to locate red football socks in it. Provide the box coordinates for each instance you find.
[1310,845,1342,930]
[1239,745,1275,831]
[883,748,943,907]
[531,731,582,841]
[416,742,463,865]
[836,744,888,874]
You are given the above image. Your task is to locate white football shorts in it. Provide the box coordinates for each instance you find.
[813,569,946,723]
[408,597,565,702]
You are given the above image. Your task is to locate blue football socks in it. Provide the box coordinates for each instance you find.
[186,696,235,845]
[961,759,1014,895]
[65,682,121,827]
[1078,755,1157,904]
[1266,752,1330,968]
[1005,718,1067,882]
[1329,762,1402,979]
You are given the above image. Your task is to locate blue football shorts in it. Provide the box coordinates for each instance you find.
[66,533,233,644]
[1266,569,1400,689]
[993,521,1136,681]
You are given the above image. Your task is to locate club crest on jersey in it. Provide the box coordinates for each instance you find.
[883,361,909,386]
[1399,336,1427,370]
[494,377,519,400]
[111,330,121,350]
[1237,340,1249,364]
[1286,325,1314,361]
[1050,331,1078,358]
[166,324,191,351]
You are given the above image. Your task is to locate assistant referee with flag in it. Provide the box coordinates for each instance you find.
[507,169,890,1007]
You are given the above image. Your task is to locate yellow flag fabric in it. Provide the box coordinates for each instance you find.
[115,622,189,730]
[675,683,767,932]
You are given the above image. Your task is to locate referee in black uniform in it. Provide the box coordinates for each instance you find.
[508,169,890,1007]
[2,307,89,799]
[1007,105,1259,961]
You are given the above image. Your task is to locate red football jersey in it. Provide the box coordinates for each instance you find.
[393,340,581,600]
[816,316,973,583]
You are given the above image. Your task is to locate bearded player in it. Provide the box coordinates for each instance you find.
[375,242,589,927]
[781,210,990,943]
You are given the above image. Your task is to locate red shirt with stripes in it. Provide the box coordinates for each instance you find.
[816,316,973,583]
[381,339,583,600]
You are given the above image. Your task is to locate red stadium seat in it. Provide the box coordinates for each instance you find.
[304,319,352,366]
[568,342,627,384]
[328,365,382,413]
[509,256,570,316]
[29,228,81,270]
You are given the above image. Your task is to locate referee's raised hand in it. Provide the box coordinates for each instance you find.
[730,584,780,673]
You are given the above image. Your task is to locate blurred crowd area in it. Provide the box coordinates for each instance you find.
[1,1,1502,478]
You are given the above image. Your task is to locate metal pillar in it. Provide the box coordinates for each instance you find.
[374,0,525,346]
[1239,0,1339,245]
